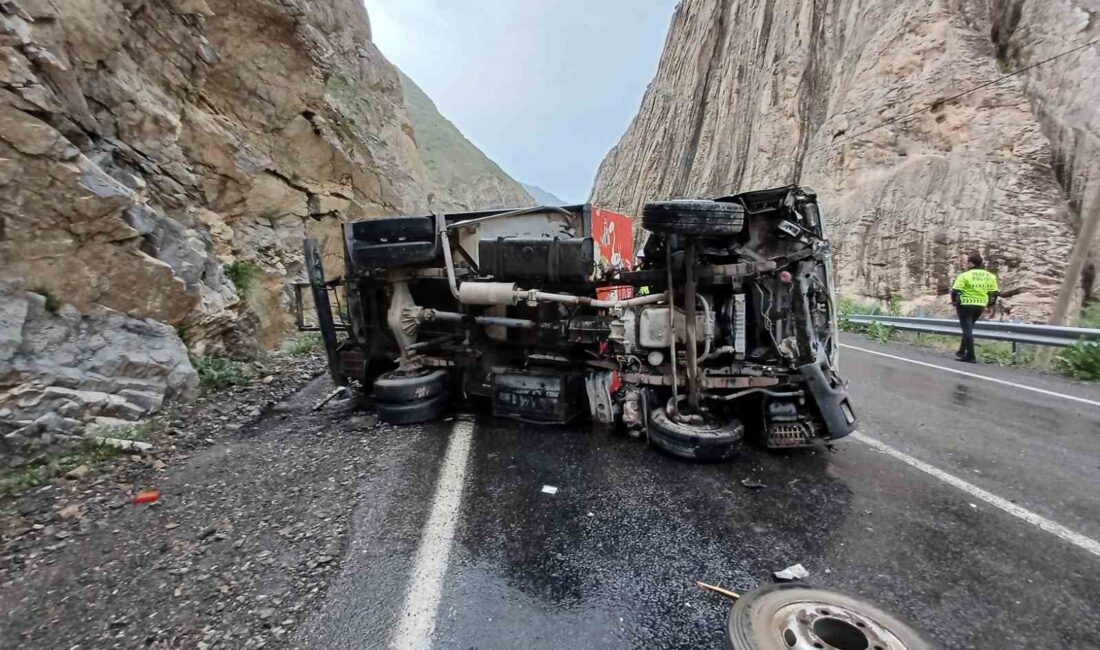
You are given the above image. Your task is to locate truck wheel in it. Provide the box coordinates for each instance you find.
[346,216,439,267]
[647,407,743,461]
[374,368,447,402]
[642,200,745,237]
[726,584,931,650]
[376,391,450,425]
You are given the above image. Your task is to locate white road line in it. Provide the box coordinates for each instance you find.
[390,419,475,650]
[851,431,1100,560]
[841,343,1100,408]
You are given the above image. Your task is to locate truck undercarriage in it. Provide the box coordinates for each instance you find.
[300,185,856,459]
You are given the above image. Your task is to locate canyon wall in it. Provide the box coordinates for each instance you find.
[0,0,528,446]
[399,71,535,212]
[592,0,1099,320]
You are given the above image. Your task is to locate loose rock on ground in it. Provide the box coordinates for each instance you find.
[0,353,383,649]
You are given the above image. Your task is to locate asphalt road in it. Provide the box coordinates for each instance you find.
[294,334,1100,649]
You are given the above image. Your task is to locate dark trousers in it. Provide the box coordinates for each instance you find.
[955,305,984,360]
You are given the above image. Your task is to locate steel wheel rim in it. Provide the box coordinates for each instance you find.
[766,599,912,650]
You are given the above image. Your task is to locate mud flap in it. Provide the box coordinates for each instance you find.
[304,238,345,385]
[798,360,856,439]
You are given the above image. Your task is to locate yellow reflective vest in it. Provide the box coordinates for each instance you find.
[952,268,999,307]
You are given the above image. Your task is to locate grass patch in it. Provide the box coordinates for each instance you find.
[975,340,1034,366]
[224,261,260,301]
[30,287,61,315]
[91,420,157,442]
[1077,302,1100,328]
[838,296,1051,370]
[0,463,51,496]
[70,438,127,464]
[194,356,254,390]
[1056,342,1100,381]
[280,333,323,357]
[897,332,1038,365]
[838,297,896,343]
[0,438,129,497]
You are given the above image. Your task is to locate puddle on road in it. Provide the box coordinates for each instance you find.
[437,416,856,647]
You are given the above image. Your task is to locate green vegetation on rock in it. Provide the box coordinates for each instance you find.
[30,287,61,315]
[224,261,259,300]
[194,356,254,389]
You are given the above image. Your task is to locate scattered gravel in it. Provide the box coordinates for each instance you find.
[0,353,387,649]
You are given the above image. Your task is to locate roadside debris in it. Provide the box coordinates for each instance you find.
[541,485,558,495]
[348,414,378,429]
[740,477,766,489]
[696,581,740,601]
[312,386,349,411]
[133,490,160,504]
[95,436,153,452]
[774,563,810,581]
[0,352,337,648]
[64,464,91,480]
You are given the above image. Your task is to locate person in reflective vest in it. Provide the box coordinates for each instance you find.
[950,251,999,363]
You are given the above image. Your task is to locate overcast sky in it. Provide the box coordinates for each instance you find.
[367,0,678,203]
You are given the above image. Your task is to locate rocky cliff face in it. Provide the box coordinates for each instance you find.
[0,0,524,447]
[1,0,431,353]
[399,71,534,212]
[592,0,1099,319]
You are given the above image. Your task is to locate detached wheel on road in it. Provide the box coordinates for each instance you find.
[373,367,450,425]
[642,200,745,237]
[726,585,931,650]
[373,368,448,402]
[647,407,743,461]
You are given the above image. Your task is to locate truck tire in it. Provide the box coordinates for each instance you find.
[726,584,931,650]
[376,391,450,425]
[346,216,439,267]
[642,200,745,237]
[373,368,448,402]
[648,407,743,461]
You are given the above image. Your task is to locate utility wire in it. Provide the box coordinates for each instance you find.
[710,36,1100,196]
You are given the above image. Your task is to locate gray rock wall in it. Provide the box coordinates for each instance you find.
[1,283,197,452]
[0,0,529,444]
[1,0,437,353]
[591,0,1098,320]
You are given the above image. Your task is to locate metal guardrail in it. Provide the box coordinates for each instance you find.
[845,314,1100,348]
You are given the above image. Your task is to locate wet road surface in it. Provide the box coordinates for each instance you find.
[296,335,1100,649]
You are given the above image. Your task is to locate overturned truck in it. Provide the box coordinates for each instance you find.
[300,185,856,459]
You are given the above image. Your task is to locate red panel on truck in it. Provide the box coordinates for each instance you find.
[590,206,634,300]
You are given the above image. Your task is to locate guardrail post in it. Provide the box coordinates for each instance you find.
[1011,317,1022,364]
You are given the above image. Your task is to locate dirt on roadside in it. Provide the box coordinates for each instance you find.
[0,354,387,649]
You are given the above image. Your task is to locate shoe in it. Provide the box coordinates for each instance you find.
[958,357,977,364]
[954,352,966,361]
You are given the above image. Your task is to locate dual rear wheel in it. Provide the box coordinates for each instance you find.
[373,368,450,425]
